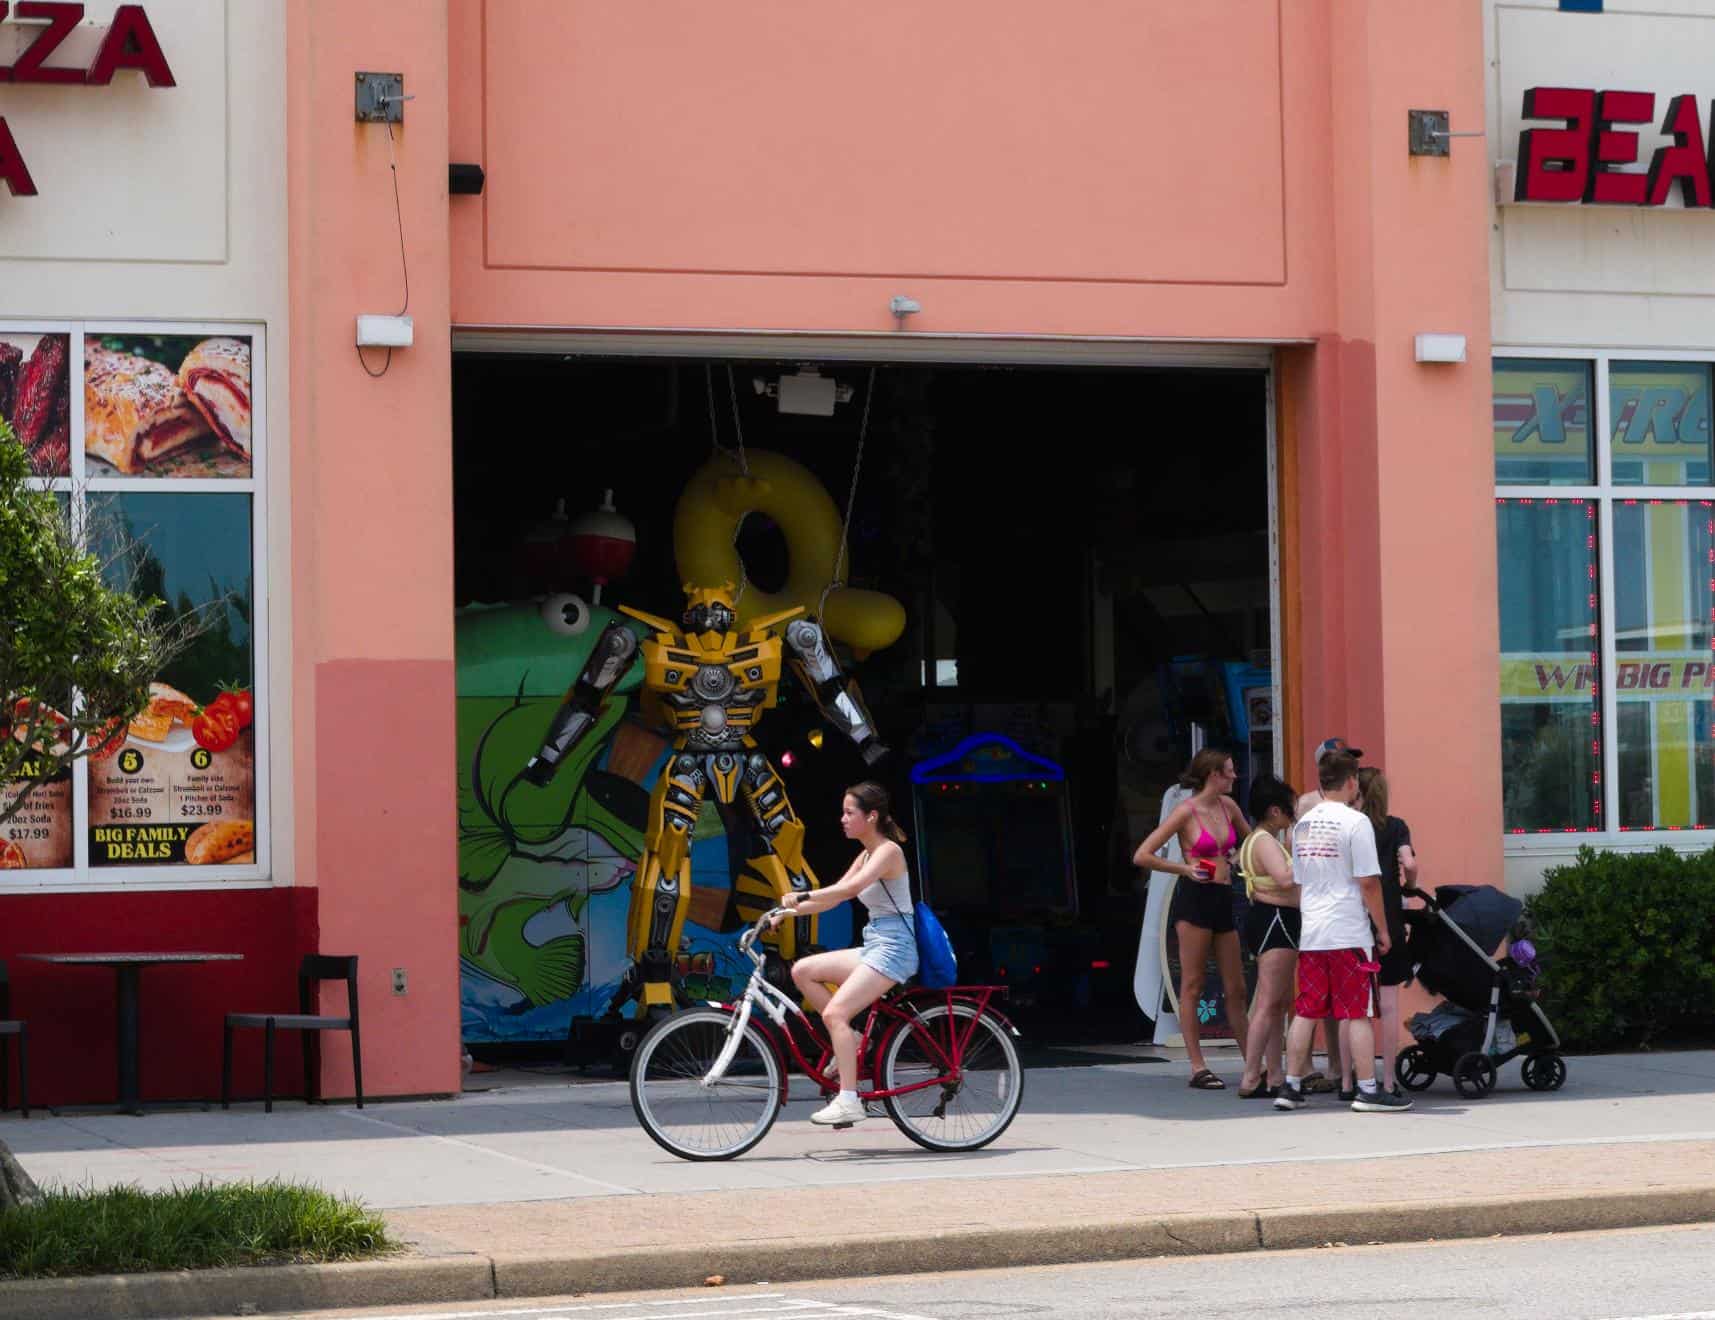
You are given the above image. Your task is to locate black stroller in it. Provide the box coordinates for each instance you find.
[1394,883,1566,1099]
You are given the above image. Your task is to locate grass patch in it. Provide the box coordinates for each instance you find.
[0,1180,396,1279]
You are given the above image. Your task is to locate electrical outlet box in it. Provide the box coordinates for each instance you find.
[391,967,408,995]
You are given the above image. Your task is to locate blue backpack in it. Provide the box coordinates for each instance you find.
[913,902,958,989]
[875,877,958,988]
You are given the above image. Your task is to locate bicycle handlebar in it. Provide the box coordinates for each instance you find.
[737,908,789,956]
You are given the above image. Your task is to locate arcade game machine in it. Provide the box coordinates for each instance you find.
[910,733,1113,1023]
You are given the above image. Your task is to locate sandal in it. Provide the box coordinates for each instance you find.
[1301,1071,1337,1094]
[1236,1082,1278,1099]
[1189,1069,1226,1090]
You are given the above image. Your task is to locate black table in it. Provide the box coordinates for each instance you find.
[21,952,244,1116]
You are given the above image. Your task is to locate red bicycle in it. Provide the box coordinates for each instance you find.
[629,910,1025,1160]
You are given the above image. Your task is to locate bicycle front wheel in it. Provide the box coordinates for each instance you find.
[880,1003,1024,1152]
[630,1008,782,1161]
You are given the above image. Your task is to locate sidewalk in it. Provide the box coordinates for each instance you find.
[2,1046,1712,1318]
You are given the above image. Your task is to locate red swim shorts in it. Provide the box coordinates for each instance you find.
[1294,948,1378,1021]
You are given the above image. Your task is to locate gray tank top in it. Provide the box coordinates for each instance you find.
[858,862,913,917]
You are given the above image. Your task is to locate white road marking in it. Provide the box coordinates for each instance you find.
[332,1295,942,1320]
[336,1298,799,1319]
[1600,1313,1715,1320]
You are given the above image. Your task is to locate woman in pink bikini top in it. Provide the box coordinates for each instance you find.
[1133,748,1251,1091]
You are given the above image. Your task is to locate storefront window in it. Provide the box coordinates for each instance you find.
[1612,500,1715,829]
[1497,499,1601,832]
[0,321,264,886]
[1493,358,1594,487]
[1609,363,1713,488]
[87,493,256,867]
[1495,355,1715,841]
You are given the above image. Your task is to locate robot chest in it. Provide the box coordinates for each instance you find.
[643,639,783,737]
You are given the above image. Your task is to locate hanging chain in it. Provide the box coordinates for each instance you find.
[702,365,754,606]
[725,364,750,477]
[817,367,877,624]
[704,363,749,476]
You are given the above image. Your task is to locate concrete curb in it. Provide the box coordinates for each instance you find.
[2,1186,1711,1317]
[0,1254,494,1320]
[488,1212,1261,1298]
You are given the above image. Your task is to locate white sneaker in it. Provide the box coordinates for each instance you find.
[809,1094,866,1126]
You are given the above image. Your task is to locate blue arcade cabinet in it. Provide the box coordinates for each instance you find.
[909,733,1086,1012]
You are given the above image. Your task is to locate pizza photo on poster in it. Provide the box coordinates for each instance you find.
[0,331,72,478]
[87,493,256,867]
[83,333,253,479]
[1,708,74,871]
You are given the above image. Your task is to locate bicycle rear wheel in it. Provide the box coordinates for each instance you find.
[630,1008,782,1161]
[880,1002,1023,1152]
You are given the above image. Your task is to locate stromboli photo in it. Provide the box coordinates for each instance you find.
[81,333,253,478]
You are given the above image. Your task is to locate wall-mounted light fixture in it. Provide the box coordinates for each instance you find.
[1414,332,1467,364]
[753,366,852,416]
[357,314,414,348]
[890,295,922,329]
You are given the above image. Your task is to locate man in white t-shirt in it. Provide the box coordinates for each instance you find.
[1292,734,1363,1095]
[1274,751,1411,1113]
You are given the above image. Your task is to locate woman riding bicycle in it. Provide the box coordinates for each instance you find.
[772,780,918,1127]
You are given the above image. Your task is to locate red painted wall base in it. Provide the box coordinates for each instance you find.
[1,887,319,1108]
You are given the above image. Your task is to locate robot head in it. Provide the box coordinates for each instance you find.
[682,583,738,638]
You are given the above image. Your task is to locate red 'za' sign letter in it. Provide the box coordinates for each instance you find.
[1517,87,1595,202]
[0,117,38,195]
[85,4,176,86]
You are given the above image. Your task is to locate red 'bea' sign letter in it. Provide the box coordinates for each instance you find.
[1587,89,1654,205]
[1646,94,1713,208]
[85,4,175,86]
[1516,87,1595,202]
[0,117,38,195]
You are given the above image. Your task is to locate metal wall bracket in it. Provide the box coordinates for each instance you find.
[355,72,406,124]
[1409,108,1485,157]
[1409,109,1451,157]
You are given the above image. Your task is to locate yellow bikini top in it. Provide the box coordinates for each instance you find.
[1238,829,1292,901]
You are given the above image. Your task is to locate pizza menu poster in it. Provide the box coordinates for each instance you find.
[88,692,255,867]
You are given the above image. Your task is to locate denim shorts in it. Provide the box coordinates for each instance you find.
[860,914,919,983]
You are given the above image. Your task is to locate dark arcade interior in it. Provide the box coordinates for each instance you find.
[453,355,1271,1041]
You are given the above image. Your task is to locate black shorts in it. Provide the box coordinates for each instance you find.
[1376,925,1413,986]
[1170,876,1236,934]
[1244,903,1301,957]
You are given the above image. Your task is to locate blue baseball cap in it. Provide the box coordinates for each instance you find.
[1316,736,1364,761]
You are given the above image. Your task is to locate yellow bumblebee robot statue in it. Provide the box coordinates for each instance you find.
[522,583,887,1019]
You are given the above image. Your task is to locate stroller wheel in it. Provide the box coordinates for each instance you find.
[1395,1045,1437,1092]
[1453,1051,1497,1098]
[1522,1052,1567,1092]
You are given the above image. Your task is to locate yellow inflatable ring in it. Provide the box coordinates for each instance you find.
[674,449,905,656]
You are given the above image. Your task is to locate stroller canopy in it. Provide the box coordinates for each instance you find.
[1436,884,1523,958]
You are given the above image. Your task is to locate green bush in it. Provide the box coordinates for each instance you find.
[1524,846,1715,1050]
[0,1179,395,1279]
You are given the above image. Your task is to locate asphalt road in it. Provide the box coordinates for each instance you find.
[283,1222,1715,1320]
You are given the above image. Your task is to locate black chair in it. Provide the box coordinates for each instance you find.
[222,955,362,1113]
[0,962,30,1118]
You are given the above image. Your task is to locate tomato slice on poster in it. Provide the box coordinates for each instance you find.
[191,706,240,753]
[213,685,254,729]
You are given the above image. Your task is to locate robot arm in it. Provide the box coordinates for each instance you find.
[522,621,639,786]
[784,619,888,766]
